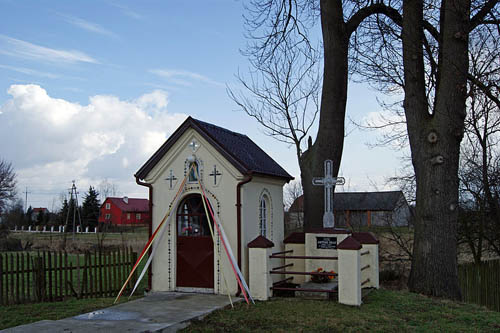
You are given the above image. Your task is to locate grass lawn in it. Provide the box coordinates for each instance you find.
[183,289,500,332]
[0,297,138,330]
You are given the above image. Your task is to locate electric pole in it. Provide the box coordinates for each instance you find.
[24,186,31,213]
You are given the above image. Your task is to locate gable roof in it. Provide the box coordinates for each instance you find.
[135,116,293,181]
[289,191,406,212]
[105,197,149,212]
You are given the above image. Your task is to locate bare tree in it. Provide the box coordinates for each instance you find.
[349,0,500,299]
[235,0,403,230]
[98,178,119,202]
[0,159,17,214]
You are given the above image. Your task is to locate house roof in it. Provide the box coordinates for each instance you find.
[289,191,406,212]
[105,197,149,212]
[135,116,293,181]
[33,208,49,213]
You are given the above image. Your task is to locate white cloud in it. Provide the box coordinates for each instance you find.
[0,84,187,204]
[150,69,224,87]
[0,35,98,64]
[58,14,117,38]
[109,2,143,20]
[0,64,59,79]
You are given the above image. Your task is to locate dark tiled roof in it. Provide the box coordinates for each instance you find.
[135,116,293,181]
[106,197,149,212]
[290,191,405,212]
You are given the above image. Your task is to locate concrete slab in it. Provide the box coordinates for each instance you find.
[1,292,239,333]
[296,281,338,300]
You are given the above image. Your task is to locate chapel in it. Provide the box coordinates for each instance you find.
[134,117,293,295]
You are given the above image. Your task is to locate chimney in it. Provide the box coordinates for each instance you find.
[123,196,129,204]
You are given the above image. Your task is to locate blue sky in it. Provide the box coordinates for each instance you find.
[0,0,403,210]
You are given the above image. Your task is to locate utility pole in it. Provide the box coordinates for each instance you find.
[24,186,31,213]
[66,181,83,241]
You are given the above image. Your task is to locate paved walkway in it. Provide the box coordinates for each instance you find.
[2,292,237,333]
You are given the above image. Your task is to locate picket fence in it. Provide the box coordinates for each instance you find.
[0,248,138,305]
[459,259,500,312]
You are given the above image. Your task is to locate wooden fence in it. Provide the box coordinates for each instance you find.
[458,259,500,312]
[0,248,138,305]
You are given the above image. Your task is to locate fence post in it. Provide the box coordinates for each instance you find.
[131,251,138,290]
[248,235,274,301]
[0,254,3,305]
[338,236,362,306]
[32,256,45,302]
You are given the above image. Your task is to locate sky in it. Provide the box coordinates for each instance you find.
[0,0,404,211]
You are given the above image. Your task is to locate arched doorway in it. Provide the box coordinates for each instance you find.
[176,194,214,289]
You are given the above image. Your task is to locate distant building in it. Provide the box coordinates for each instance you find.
[98,197,150,226]
[287,191,411,230]
[32,208,49,221]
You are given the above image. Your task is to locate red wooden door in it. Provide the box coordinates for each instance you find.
[176,194,214,288]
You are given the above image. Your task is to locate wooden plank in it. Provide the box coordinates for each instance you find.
[131,251,138,290]
[112,251,117,295]
[64,252,69,297]
[21,253,25,302]
[106,252,111,297]
[10,254,14,304]
[99,251,103,297]
[59,252,63,299]
[48,252,52,302]
[15,253,20,304]
[117,249,122,294]
[76,254,81,298]
[89,252,94,298]
[26,253,30,302]
[0,254,3,305]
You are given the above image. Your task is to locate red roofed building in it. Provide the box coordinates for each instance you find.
[99,197,150,226]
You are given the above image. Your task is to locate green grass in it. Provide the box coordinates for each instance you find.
[183,289,500,332]
[0,297,139,330]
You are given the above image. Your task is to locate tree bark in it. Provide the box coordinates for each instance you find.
[405,0,470,300]
[300,0,348,230]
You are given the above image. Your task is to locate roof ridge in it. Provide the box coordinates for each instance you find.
[192,117,248,138]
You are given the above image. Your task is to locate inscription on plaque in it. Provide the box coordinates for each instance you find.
[316,236,337,250]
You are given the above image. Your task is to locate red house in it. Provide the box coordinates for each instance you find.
[99,196,150,226]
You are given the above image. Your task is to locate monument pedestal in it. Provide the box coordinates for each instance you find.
[304,228,351,283]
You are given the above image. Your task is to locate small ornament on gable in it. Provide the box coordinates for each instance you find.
[188,139,200,153]
[209,165,222,187]
[165,169,178,190]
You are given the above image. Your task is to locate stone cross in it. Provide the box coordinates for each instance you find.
[312,159,345,228]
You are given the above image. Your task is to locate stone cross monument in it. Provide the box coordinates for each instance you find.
[312,159,345,228]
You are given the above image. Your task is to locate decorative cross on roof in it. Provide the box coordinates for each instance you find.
[166,169,178,189]
[188,139,200,152]
[312,159,345,228]
[209,165,222,186]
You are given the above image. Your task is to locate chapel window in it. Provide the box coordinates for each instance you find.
[259,196,268,237]
[105,203,110,210]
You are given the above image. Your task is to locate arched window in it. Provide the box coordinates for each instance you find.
[259,195,268,237]
[177,194,211,237]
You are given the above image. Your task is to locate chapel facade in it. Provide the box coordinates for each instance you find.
[135,117,292,295]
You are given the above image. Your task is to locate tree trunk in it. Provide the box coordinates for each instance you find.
[405,0,470,300]
[300,0,348,230]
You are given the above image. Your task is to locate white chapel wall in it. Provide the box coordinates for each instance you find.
[145,128,244,295]
[241,176,286,283]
